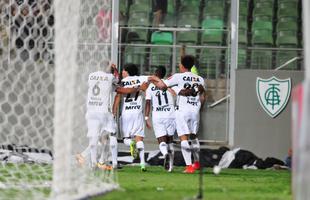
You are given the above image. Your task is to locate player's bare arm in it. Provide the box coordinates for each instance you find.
[199,86,206,112]
[178,84,205,97]
[115,82,149,94]
[147,75,168,90]
[112,93,121,116]
[200,96,206,111]
[144,100,152,129]
[115,86,139,94]
[197,84,205,94]
[178,88,195,96]
[139,82,150,91]
[167,88,177,96]
[111,63,120,80]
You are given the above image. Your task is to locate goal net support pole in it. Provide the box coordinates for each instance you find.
[111,0,119,66]
[52,0,118,199]
[293,0,310,199]
[52,0,81,198]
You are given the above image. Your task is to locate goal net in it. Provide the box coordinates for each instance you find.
[0,0,117,199]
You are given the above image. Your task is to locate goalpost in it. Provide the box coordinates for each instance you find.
[291,0,310,199]
[292,0,310,199]
[53,0,118,198]
[0,0,118,199]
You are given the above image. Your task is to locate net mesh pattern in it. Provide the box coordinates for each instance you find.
[0,0,117,199]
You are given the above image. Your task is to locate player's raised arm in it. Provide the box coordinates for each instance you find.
[115,86,139,94]
[147,75,168,90]
[139,82,150,91]
[111,63,119,80]
[115,82,149,94]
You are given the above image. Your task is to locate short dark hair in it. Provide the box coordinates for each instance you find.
[123,63,139,76]
[155,66,166,79]
[181,55,195,70]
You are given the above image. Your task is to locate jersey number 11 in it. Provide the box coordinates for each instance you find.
[155,91,168,106]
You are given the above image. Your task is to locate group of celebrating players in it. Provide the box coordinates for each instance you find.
[77,55,206,174]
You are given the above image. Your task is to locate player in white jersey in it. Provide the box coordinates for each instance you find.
[145,66,176,172]
[77,64,146,170]
[154,55,206,173]
[113,63,167,172]
[112,63,149,171]
[84,63,119,169]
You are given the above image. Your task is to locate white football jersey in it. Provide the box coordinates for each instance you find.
[165,72,205,112]
[121,75,149,115]
[145,82,175,119]
[86,71,117,113]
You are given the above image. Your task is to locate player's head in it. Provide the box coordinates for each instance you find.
[122,63,139,78]
[180,55,195,72]
[102,60,112,73]
[94,60,110,72]
[154,66,166,79]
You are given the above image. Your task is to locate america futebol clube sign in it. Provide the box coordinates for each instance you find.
[256,76,291,118]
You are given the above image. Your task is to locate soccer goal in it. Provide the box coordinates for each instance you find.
[0,0,117,199]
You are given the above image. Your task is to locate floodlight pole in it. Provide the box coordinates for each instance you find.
[228,0,239,146]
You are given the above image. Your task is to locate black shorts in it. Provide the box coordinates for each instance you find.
[153,0,167,14]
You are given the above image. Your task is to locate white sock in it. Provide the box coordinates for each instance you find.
[110,135,118,167]
[89,137,98,167]
[136,141,145,165]
[181,140,192,166]
[98,135,109,164]
[159,142,168,156]
[90,146,97,167]
[191,138,200,162]
[123,138,132,146]
[98,141,109,164]
[81,146,90,158]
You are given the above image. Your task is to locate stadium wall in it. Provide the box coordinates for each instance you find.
[234,70,303,159]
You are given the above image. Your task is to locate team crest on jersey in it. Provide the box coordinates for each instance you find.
[256,76,291,118]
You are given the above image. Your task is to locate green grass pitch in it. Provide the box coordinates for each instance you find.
[0,165,291,200]
[95,166,291,200]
